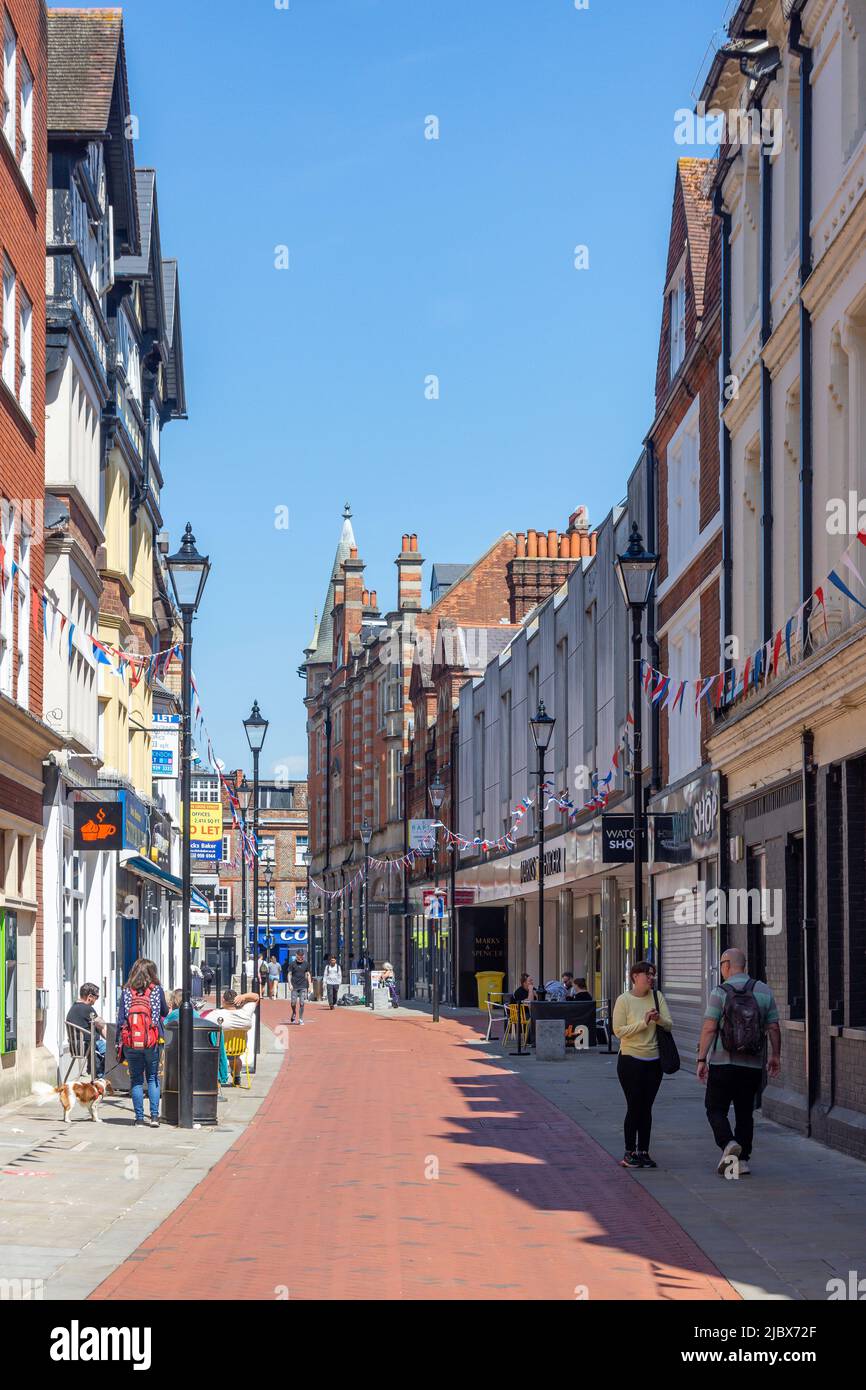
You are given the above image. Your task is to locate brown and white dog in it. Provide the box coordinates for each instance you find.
[33,1078,109,1122]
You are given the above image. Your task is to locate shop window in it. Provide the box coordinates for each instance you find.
[826,765,844,1024]
[1,908,17,1054]
[746,847,766,983]
[785,834,805,1021]
[846,757,866,1026]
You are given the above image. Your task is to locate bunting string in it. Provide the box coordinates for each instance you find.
[639,529,866,714]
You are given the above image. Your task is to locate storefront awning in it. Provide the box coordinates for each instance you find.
[121,854,183,897]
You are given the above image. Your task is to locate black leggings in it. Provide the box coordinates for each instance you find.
[617,1054,663,1153]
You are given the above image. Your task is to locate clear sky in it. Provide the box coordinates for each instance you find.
[117,0,728,779]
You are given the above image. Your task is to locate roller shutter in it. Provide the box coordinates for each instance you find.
[658,895,705,1069]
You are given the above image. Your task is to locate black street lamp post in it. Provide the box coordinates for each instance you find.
[529,702,555,1002]
[166,523,210,1129]
[359,818,372,963]
[264,861,273,991]
[303,848,312,975]
[615,522,658,966]
[243,700,268,1064]
[428,773,445,1023]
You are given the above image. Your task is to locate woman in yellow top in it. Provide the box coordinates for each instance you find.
[612,960,674,1169]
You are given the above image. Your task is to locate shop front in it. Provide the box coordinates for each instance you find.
[453,822,640,1010]
[648,768,721,1067]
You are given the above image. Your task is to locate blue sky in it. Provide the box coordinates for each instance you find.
[118,0,729,779]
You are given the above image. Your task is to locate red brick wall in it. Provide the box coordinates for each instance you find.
[0,1,47,991]
[0,0,47,716]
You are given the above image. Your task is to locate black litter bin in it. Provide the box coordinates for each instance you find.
[162,1018,220,1126]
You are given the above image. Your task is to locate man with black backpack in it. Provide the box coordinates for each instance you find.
[696,948,781,1177]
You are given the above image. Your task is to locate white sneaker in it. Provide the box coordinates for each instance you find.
[717,1139,741,1175]
[738,1159,751,1175]
[299,1019,305,1026]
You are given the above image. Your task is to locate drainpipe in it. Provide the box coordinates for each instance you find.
[403,754,411,999]
[645,443,661,792]
[759,107,774,642]
[802,730,818,1134]
[714,187,734,668]
[790,13,813,606]
[324,713,332,958]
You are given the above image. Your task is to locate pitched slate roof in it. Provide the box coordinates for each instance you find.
[47,8,124,131]
[47,9,139,255]
[305,506,357,665]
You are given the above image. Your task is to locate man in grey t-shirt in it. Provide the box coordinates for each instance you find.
[696,948,781,1176]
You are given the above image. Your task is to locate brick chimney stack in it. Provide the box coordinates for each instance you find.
[506,507,597,622]
[396,532,423,612]
[342,544,366,661]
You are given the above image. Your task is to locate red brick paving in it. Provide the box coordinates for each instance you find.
[90,1003,738,1301]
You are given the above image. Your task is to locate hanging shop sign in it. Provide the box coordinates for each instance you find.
[650,771,720,865]
[409,819,438,850]
[151,714,180,779]
[601,814,649,864]
[73,791,149,853]
[122,790,149,856]
[73,800,124,848]
[149,810,172,871]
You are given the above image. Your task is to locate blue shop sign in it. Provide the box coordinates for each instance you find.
[257,927,308,946]
[120,790,150,855]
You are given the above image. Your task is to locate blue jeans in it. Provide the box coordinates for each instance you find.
[94,1036,106,1076]
[124,1045,160,1121]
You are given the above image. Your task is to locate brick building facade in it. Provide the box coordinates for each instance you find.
[646,157,724,1063]
[303,506,595,996]
[0,0,55,1104]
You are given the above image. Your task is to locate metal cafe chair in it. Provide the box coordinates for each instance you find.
[502,1003,530,1048]
[63,1021,95,1083]
[484,998,508,1042]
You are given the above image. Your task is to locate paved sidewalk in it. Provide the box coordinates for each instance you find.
[0,1024,283,1299]
[464,1014,866,1301]
[90,1001,736,1301]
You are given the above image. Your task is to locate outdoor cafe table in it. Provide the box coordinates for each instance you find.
[528,999,597,1048]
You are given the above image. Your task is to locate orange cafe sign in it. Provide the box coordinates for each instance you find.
[73,801,124,849]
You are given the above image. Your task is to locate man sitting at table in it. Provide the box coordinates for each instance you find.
[66,983,106,1077]
[571,977,593,1001]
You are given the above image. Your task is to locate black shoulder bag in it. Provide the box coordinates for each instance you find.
[653,988,680,1075]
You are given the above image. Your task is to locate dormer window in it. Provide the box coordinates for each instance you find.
[669,266,686,378]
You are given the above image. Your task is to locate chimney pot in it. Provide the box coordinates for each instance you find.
[527,529,538,558]
[516,532,526,558]
[547,529,558,556]
[559,534,569,559]
[402,534,410,553]
[570,532,581,559]
[537,533,548,558]
[410,534,418,552]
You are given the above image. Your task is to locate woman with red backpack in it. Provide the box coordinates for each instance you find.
[116,958,169,1127]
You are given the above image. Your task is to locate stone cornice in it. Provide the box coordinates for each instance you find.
[0,697,58,762]
[708,618,866,776]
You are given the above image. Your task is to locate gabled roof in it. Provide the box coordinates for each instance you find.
[47,9,140,255]
[305,505,357,666]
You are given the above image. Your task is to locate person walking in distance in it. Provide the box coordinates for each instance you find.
[322,955,341,1009]
[696,947,781,1177]
[289,950,313,1025]
[612,961,673,1169]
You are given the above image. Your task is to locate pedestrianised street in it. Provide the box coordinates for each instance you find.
[1,0,865,1362]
